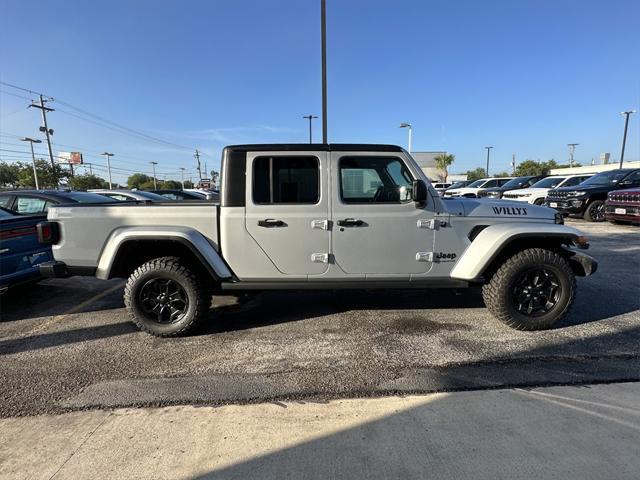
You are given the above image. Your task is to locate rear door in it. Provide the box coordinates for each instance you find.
[244,150,330,275]
[330,151,436,277]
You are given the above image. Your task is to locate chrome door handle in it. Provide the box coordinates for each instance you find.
[257,219,286,228]
[337,218,364,227]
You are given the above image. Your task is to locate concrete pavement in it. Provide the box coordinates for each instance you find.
[1,382,639,479]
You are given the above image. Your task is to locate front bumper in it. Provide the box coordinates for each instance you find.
[545,198,586,215]
[605,204,640,223]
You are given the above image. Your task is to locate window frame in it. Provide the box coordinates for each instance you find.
[338,155,416,205]
[251,155,321,206]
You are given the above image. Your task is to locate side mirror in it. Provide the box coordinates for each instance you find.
[412,179,428,205]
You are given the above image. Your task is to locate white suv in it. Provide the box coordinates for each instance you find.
[503,175,592,205]
[443,177,513,198]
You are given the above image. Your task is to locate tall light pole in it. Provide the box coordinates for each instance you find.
[102,152,114,189]
[180,167,186,189]
[303,115,318,143]
[567,143,578,168]
[22,137,42,190]
[321,0,328,143]
[619,110,636,168]
[399,123,412,153]
[150,161,158,189]
[485,146,493,176]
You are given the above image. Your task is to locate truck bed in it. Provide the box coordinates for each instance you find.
[48,202,220,268]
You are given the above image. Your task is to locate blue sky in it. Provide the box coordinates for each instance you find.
[1,0,639,183]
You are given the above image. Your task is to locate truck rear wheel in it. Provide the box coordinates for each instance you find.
[482,248,576,331]
[124,256,211,337]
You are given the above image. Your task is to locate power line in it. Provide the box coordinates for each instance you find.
[0,81,52,99]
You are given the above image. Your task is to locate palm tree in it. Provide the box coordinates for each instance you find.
[434,153,455,182]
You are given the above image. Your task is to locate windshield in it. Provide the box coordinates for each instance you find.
[467,179,487,188]
[448,181,466,189]
[580,171,630,186]
[501,177,533,188]
[531,177,566,188]
[135,191,170,201]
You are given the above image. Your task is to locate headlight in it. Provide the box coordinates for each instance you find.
[485,191,500,197]
[566,191,587,197]
[519,193,532,197]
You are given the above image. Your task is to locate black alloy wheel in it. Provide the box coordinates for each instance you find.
[139,278,189,324]
[511,268,561,317]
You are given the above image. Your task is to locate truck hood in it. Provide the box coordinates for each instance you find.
[445,187,480,196]
[442,197,555,220]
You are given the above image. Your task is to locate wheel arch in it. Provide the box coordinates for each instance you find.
[96,227,232,282]
[450,223,585,282]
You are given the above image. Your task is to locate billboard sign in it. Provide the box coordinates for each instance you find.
[58,151,84,165]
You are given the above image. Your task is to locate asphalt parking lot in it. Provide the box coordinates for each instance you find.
[1,219,639,418]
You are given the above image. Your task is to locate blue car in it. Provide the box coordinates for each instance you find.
[0,207,52,294]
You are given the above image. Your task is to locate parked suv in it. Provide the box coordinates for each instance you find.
[605,188,640,225]
[443,177,513,198]
[503,175,592,205]
[0,190,116,214]
[478,175,545,199]
[546,169,640,221]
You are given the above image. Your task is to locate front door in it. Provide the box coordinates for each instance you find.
[330,152,436,277]
[244,151,330,276]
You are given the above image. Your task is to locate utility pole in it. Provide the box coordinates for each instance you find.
[485,146,493,176]
[303,115,318,143]
[180,167,186,189]
[321,0,328,143]
[194,149,202,184]
[22,137,42,190]
[29,95,56,170]
[150,161,158,189]
[102,152,114,189]
[511,153,516,175]
[567,143,578,168]
[619,110,636,168]
[204,161,208,180]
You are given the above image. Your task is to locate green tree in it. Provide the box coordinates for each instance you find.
[433,153,455,182]
[465,168,486,181]
[183,180,194,189]
[0,162,20,188]
[495,171,511,177]
[127,173,153,189]
[161,180,181,190]
[67,174,108,191]
[15,159,67,189]
[138,180,157,190]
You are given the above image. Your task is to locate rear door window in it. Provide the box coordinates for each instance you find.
[253,156,320,204]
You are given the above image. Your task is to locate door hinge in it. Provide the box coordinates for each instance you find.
[311,253,330,263]
[416,251,434,262]
[417,219,446,230]
[311,219,330,230]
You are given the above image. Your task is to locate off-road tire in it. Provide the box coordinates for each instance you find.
[583,200,605,222]
[482,248,576,331]
[124,256,211,337]
[533,198,545,205]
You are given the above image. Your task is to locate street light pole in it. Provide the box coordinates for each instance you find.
[303,115,318,143]
[619,110,636,168]
[150,161,158,189]
[567,144,578,168]
[180,167,186,189]
[22,137,42,190]
[485,146,493,176]
[399,123,412,153]
[102,152,114,189]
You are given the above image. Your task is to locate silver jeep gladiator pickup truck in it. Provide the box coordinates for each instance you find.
[38,143,597,336]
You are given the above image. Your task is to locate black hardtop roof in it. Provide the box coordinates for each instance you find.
[224,143,404,153]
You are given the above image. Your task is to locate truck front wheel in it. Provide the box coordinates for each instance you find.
[482,248,576,331]
[124,256,211,337]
